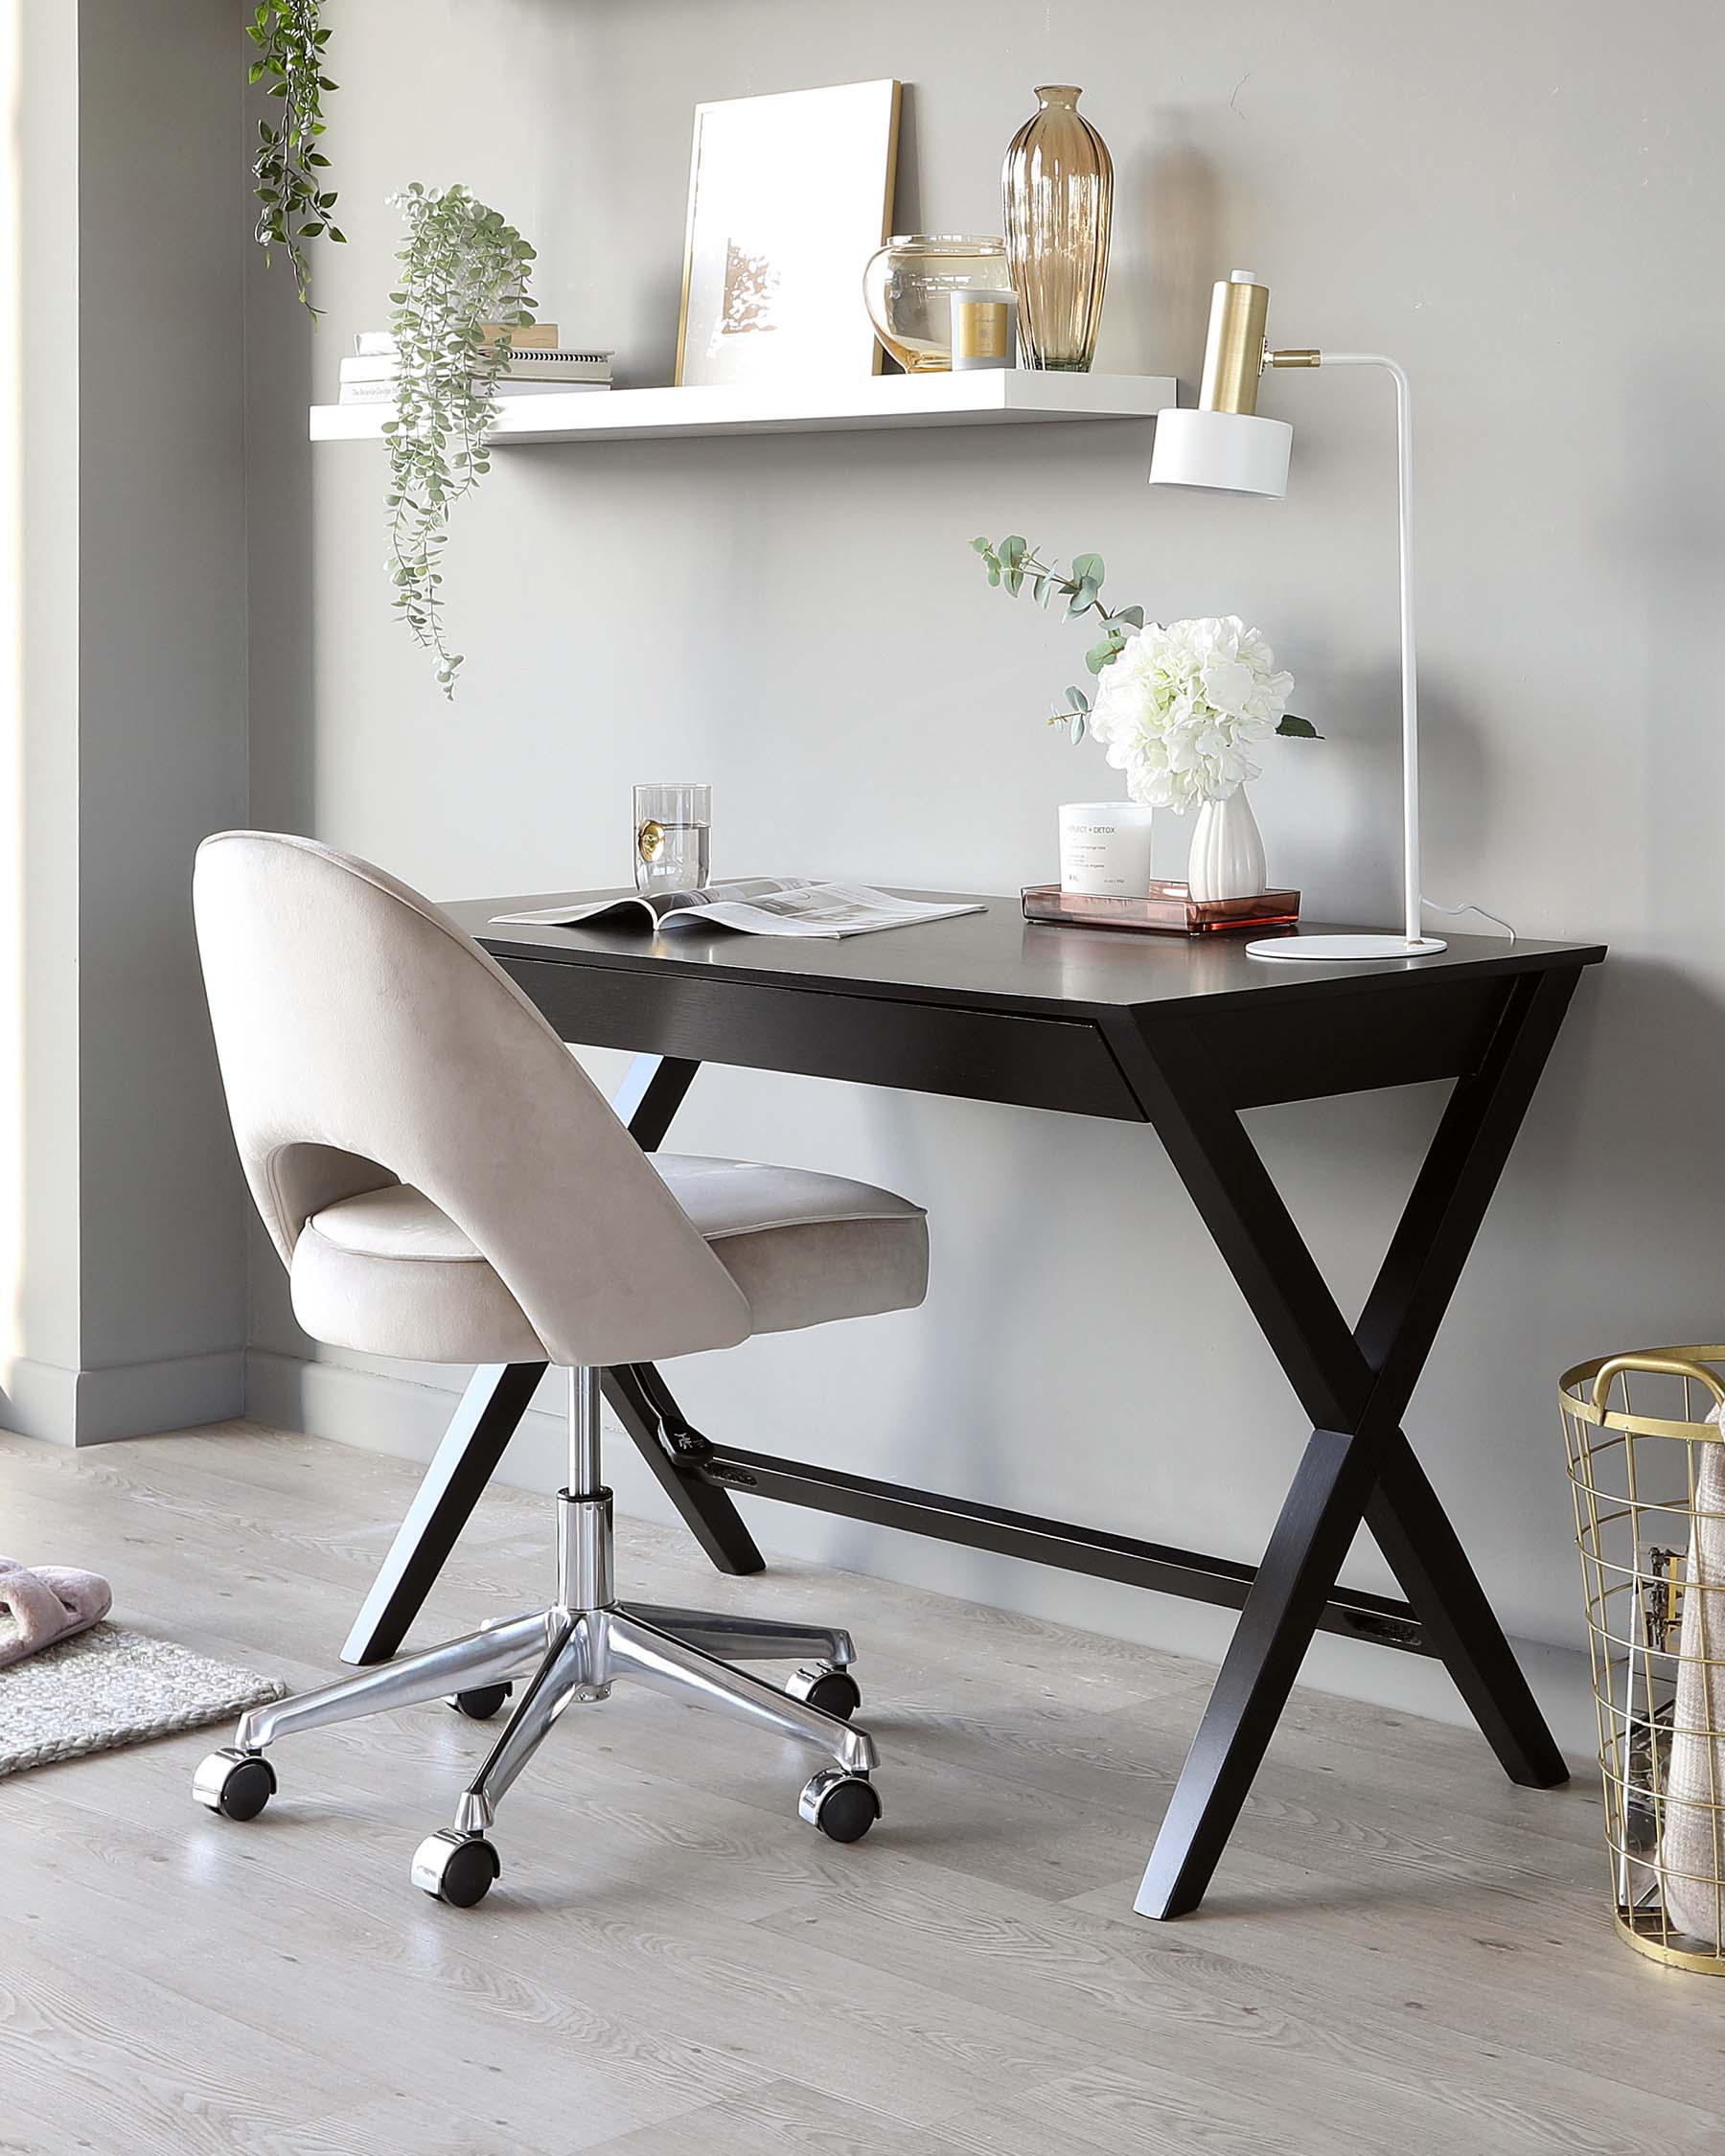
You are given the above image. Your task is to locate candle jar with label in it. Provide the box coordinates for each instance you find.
[949,287,1017,370]
[1057,801,1154,896]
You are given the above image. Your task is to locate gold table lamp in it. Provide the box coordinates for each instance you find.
[1150,272,1446,962]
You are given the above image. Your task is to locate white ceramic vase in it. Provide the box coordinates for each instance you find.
[1186,786,1267,902]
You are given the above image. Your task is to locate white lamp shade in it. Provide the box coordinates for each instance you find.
[1149,407,1292,498]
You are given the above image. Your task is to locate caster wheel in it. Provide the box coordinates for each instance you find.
[193,1748,277,1823]
[786,1663,861,1721]
[411,1828,500,1908]
[447,1684,512,1722]
[799,1768,881,1844]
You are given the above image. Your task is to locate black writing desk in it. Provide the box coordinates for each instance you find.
[344,891,1604,1918]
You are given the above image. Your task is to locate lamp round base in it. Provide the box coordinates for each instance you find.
[1246,932,1447,962]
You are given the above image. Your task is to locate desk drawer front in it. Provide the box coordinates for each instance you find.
[1200,975,1514,1109]
[498,956,1144,1121]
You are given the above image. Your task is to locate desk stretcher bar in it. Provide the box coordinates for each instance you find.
[683,1437,1429,1653]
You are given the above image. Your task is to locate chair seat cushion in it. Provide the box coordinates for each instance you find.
[291,1185,548,1365]
[291,1155,928,1364]
[652,1155,929,1337]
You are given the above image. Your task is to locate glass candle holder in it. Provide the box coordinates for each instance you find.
[862,236,1009,373]
[633,783,712,895]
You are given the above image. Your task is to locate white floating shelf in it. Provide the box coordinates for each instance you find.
[309,370,1178,447]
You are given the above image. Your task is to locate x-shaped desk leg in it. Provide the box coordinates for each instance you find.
[1102,967,1579,1919]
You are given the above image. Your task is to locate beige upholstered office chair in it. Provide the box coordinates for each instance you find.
[190,832,929,1907]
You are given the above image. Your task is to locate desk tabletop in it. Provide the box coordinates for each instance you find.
[455,888,1605,1022]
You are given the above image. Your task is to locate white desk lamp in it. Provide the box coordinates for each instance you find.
[1149,271,1445,961]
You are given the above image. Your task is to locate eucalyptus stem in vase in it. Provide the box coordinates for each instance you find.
[971,535,1321,901]
[970,535,1317,754]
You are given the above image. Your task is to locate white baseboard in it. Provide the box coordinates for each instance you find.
[243,1346,1598,1762]
[1,1349,245,1446]
[0,1357,80,1444]
[78,1349,246,1443]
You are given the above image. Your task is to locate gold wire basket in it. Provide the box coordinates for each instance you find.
[1559,1347,1725,1972]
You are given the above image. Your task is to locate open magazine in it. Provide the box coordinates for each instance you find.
[491,878,985,941]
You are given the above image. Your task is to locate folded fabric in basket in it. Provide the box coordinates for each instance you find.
[1662,1431,1725,1944]
[0,1557,113,1671]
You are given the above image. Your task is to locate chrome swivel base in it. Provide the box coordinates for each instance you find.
[194,1371,880,1906]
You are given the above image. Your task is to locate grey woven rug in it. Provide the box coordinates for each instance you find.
[0,1622,286,1776]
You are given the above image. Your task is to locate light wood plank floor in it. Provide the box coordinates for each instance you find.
[0,1422,1711,2156]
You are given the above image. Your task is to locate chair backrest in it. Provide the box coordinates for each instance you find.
[193,831,750,1367]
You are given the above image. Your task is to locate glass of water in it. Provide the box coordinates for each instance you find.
[633,783,712,895]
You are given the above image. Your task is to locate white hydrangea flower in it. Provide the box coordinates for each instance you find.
[1088,616,1295,812]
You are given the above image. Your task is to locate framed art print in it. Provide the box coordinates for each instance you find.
[676,79,901,388]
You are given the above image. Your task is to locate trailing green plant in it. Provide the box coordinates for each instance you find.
[969,534,1318,745]
[248,0,344,315]
[381,185,538,697]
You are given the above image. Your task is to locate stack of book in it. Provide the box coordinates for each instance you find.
[338,327,614,407]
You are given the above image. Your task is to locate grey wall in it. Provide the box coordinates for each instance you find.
[1,0,250,1444]
[245,0,1724,1737]
[76,0,250,1434]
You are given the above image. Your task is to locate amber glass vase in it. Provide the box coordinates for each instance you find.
[1001,86,1113,372]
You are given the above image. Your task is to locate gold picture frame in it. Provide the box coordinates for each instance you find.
[675,79,901,389]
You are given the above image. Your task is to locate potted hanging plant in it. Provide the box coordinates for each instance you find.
[971,536,1318,899]
[381,185,539,697]
[247,0,344,314]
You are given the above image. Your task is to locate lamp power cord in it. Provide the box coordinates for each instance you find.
[1421,893,1516,944]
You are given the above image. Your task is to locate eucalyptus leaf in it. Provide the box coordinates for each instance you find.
[1070,552,1105,587]
[1276,713,1322,738]
[1069,711,1086,745]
